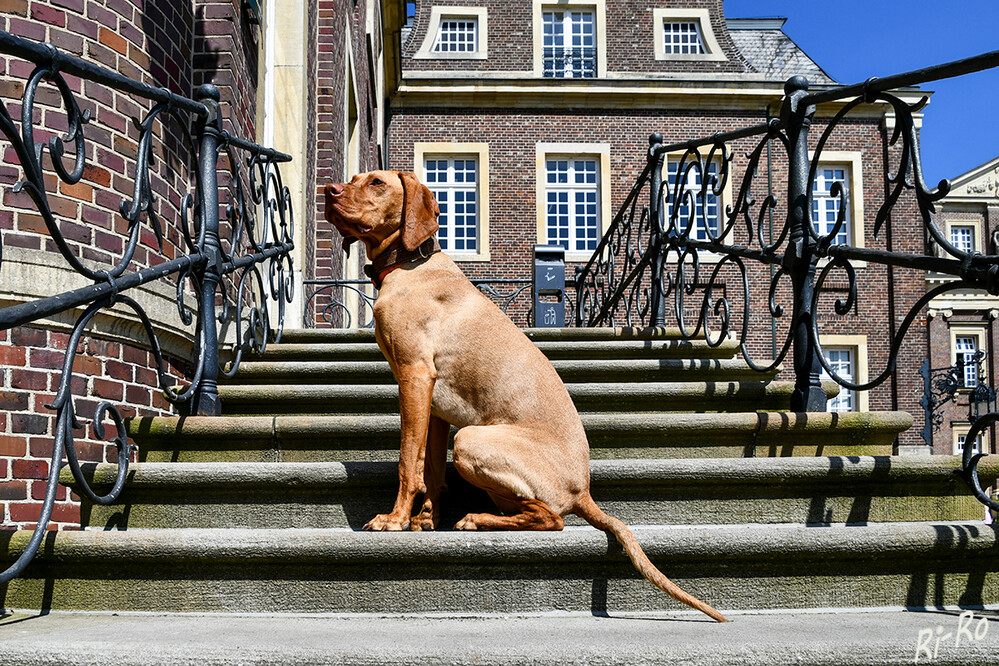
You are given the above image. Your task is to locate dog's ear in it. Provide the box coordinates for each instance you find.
[397,172,439,251]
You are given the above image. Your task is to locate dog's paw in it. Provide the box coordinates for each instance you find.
[454,514,480,531]
[363,514,409,531]
[408,499,439,531]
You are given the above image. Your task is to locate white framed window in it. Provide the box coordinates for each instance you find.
[663,21,704,55]
[433,18,478,53]
[536,143,611,261]
[821,347,856,412]
[950,225,975,254]
[542,9,596,78]
[545,157,600,252]
[955,335,980,388]
[415,142,490,262]
[812,166,849,246]
[653,8,725,62]
[667,159,720,242]
[425,157,479,254]
[414,6,488,60]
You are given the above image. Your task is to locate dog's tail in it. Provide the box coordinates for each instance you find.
[573,493,728,622]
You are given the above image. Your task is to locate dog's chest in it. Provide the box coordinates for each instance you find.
[429,379,479,428]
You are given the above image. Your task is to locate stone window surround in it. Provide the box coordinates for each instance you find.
[945,218,983,255]
[414,142,491,262]
[535,142,611,262]
[414,6,489,60]
[820,334,870,412]
[653,8,726,62]
[949,324,988,389]
[953,423,986,456]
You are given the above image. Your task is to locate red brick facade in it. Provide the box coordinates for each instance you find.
[0,0,262,528]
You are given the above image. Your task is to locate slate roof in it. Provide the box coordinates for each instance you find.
[727,18,835,85]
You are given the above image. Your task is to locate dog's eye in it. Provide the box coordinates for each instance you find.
[370,178,384,186]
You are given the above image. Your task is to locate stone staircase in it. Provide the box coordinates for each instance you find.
[2,328,998,664]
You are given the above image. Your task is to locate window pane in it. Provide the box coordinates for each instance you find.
[664,21,705,55]
[434,18,478,53]
[424,156,479,254]
[956,336,979,388]
[542,10,596,78]
[821,347,856,412]
[950,226,975,254]
[812,166,849,245]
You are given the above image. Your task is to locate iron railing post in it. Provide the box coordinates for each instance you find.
[192,84,223,416]
[782,76,825,412]
[648,132,667,327]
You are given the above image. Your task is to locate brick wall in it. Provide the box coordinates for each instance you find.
[0,1,260,528]
[312,0,383,326]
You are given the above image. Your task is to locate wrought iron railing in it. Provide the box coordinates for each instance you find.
[306,278,533,328]
[574,50,999,512]
[542,47,597,78]
[0,32,294,583]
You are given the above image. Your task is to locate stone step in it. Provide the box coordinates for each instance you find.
[3,608,997,666]
[126,411,911,462]
[215,380,836,415]
[228,358,780,385]
[68,456,999,531]
[250,338,742,363]
[3,521,996,615]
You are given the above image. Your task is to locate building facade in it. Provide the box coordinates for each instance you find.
[385,0,928,446]
[924,156,999,456]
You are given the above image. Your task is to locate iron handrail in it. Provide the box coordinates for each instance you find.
[0,32,294,583]
[574,49,999,512]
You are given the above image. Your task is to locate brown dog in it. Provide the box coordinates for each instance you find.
[324,170,727,622]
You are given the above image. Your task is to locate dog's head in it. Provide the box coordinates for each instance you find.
[323,170,439,257]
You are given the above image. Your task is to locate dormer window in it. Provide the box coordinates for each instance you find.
[653,8,726,62]
[542,9,596,78]
[434,18,478,53]
[414,6,488,60]
[663,21,705,55]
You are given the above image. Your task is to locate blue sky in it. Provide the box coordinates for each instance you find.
[724,1,999,185]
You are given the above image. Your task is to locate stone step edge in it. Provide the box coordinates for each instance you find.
[66,455,996,490]
[251,339,742,361]
[215,380,838,404]
[232,358,779,375]
[277,327,739,343]
[126,411,914,440]
[3,521,995,565]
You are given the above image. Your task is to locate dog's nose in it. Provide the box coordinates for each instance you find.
[326,183,344,197]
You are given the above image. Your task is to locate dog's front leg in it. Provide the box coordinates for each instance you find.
[364,364,436,531]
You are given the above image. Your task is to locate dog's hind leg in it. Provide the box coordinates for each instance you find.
[409,414,449,531]
[451,424,573,531]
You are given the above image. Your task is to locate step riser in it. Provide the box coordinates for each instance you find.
[78,470,993,530]
[4,525,996,615]
[127,413,908,463]
[230,360,777,385]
